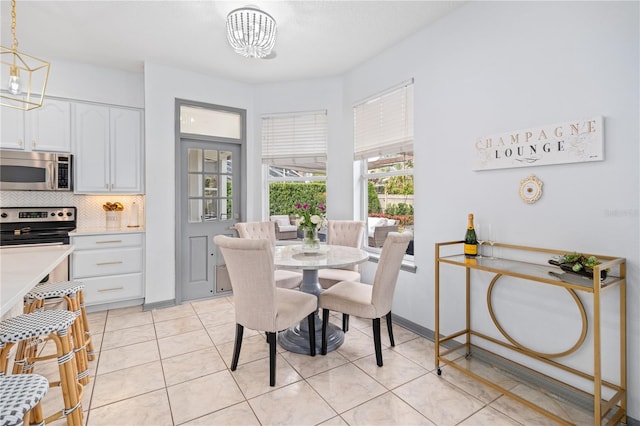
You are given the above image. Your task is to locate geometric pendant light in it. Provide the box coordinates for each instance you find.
[1,0,50,111]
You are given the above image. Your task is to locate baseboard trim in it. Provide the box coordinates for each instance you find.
[391,313,637,425]
[143,299,176,312]
[85,298,144,313]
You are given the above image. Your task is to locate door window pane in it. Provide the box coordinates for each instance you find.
[204,150,218,173]
[220,199,232,220]
[220,151,232,173]
[188,148,202,172]
[188,199,203,223]
[204,175,218,197]
[188,174,202,197]
[180,106,242,139]
[204,199,217,221]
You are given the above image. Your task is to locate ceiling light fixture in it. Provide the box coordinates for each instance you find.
[226,6,276,59]
[1,0,50,111]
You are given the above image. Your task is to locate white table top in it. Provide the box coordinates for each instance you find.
[274,244,368,270]
[0,244,75,316]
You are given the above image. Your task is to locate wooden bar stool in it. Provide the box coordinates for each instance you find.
[0,311,84,426]
[0,374,49,426]
[20,281,94,385]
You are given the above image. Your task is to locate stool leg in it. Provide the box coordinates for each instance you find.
[14,299,45,375]
[49,330,84,426]
[24,400,45,426]
[0,342,16,374]
[66,293,90,385]
[78,290,95,361]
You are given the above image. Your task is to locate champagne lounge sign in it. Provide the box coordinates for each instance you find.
[473,116,603,171]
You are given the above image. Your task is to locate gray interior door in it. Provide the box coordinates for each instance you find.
[179,141,240,301]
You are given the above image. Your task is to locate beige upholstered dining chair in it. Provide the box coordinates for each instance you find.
[235,221,303,289]
[319,232,412,367]
[213,235,317,386]
[317,220,366,290]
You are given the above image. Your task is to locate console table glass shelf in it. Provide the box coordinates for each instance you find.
[435,241,626,426]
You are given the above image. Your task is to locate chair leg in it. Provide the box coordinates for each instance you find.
[342,313,349,332]
[267,332,276,387]
[321,309,329,355]
[386,311,395,347]
[373,318,383,367]
[308,313,316,356]
[231,324,244,371]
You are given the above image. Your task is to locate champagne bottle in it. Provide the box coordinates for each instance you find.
[464,213,478,257]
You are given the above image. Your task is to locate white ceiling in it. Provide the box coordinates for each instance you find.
[1,0,463,84]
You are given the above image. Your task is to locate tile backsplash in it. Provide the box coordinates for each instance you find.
[0,192,145,228]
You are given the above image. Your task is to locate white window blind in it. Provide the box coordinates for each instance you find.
[354,81,414,160]
[262,110,328,172]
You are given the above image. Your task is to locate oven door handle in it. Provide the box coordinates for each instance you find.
[49,162,56,190]
[1,242,65,248]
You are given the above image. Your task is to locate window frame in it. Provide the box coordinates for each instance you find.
[354,80,414,260]
[261,110,328,220]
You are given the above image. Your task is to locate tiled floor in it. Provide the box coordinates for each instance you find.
[35,297,593,425]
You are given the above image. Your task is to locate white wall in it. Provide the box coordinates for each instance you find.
[44,59,144,108]
[143,62,253,304]
[344,0,639,416]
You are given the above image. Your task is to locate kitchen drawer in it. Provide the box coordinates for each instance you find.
[81,273,143,306]
[71,233,142,250]
[72,247,142,278]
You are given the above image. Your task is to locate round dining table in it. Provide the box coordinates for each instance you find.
[274,244,369,354]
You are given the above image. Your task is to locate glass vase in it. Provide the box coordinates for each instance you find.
[301,227,320,251]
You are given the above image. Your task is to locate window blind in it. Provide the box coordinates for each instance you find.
[261,110,328,171]
[354,82,414,160]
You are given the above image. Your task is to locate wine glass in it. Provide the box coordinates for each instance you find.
[475,222,485,258]
[486,224,496,259]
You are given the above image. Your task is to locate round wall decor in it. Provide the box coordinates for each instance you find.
[520,175,543,204]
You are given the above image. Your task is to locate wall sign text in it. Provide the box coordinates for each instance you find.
[473,116,603,171]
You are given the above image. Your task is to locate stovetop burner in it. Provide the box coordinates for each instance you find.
[0,207,76,246]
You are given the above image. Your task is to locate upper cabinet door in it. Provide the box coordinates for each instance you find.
[110,107,143,193]
[0,106,25,150]
[27,99,72,152]
[73,103,144,194]
[74,103,110,193]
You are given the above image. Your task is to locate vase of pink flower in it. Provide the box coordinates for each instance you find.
[294,202,327,251]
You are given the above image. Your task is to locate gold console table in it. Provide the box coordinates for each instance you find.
[435,241,626,426]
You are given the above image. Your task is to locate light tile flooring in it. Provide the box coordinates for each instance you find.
[34,297,594,426]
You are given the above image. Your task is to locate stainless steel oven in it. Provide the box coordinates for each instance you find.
[0,206,77,283]
[0,150,73,191]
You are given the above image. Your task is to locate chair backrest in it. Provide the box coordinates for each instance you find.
[213,235,278,331]
[327,220,365,248]
[235,221,277,245]
[371,232,413,316]
[326,220,366,271]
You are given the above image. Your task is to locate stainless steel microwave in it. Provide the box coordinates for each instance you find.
[0,150,73,191]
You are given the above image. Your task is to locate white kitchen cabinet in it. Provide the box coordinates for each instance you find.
[73,103,143,193]
[71,232,145,307]
[0,105,24,150]
[1,98,71,152]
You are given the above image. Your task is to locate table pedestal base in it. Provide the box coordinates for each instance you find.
[279,316,344,355]
[278,268,345,354]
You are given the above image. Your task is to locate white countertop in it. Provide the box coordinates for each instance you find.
[69,226,145,236]
[0,244,75,316]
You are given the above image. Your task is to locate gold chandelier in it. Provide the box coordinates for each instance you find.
[1,0,50,111]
